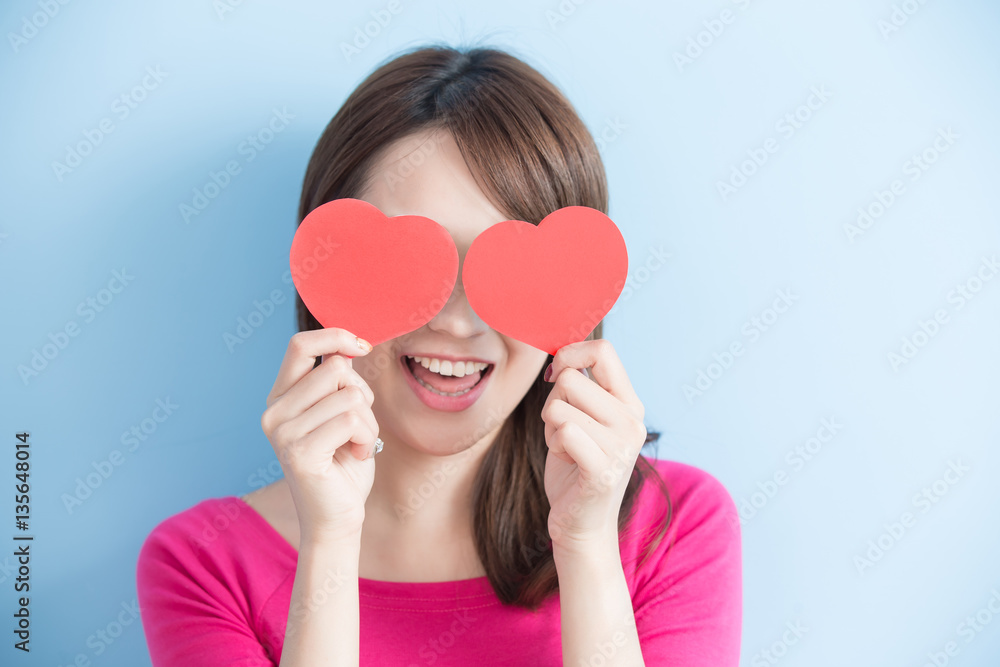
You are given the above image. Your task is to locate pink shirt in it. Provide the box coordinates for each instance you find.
[136,459,742,665]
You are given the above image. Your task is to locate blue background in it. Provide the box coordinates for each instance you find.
[3,0,999,665]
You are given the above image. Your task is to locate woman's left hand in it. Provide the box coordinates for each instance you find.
[540,338,648,553]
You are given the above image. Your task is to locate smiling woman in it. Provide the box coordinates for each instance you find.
[136,45,742,666]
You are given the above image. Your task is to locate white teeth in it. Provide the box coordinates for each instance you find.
[406,355,489,377]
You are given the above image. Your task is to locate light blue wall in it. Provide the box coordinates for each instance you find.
[3,0,999,665]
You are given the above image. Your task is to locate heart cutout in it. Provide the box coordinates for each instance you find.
[461,206,628,355]
[289,198,458,346]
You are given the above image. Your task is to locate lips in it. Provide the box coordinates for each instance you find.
[403,356,491,395]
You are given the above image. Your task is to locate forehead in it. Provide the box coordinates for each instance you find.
[357,129,508,249]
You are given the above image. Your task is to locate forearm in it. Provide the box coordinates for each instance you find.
[554,536,645,667]
[279,534,362,667]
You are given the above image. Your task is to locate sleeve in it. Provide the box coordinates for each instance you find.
[136,515,277,666]
[633,468,743,666]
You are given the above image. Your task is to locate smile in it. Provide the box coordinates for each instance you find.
[400,354,495,411]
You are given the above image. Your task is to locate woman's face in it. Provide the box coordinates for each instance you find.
[344,129,549,455]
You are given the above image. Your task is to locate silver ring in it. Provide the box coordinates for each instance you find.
[370,437,384,458]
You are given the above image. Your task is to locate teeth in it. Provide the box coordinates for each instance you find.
[406,355,489,377]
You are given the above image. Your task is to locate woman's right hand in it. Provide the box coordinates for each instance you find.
[260,328,380,545]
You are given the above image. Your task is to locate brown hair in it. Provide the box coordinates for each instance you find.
[295,45,671,609]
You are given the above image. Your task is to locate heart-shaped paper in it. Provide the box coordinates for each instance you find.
[290,198,458,346]
[461,206,628,355]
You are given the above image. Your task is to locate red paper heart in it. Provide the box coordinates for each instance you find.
[461,207,628,355]
[290,198,458,346]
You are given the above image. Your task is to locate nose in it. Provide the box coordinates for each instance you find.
[426,263,488,339]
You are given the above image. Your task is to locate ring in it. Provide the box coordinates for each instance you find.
[370,437,384,458]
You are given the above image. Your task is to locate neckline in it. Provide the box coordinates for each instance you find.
[228,495,495,599]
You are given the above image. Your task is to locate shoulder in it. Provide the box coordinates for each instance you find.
[138,496,248,558]
[622,457,741,596]
[136,495,272,590]
[633,457,739,536]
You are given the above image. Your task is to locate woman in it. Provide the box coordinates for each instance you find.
[136,45,742,666]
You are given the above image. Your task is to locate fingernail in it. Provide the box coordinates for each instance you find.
[543,363,553,382]
[356,336,372,353]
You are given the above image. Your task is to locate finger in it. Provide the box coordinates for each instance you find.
[268,329,372,404]
[285,385,379,440]
[549,421,606,479]
[548,339,641,411]
[291,409,379,466]
[263,361,373,434]
[541,396,610,454]
[548,364,629,429]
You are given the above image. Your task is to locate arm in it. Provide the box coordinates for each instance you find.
[136,518,279,666]
[279,534,361,667]
[555,534,645,666]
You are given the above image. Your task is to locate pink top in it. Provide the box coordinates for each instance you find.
[136,459,742,665]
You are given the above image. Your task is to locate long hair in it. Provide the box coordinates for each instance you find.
[295,45,671,609]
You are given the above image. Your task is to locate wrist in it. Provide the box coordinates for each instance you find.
[551,530,622,567]
[300,529,363,557]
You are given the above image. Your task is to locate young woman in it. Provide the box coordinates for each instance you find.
[136,46,742,666]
